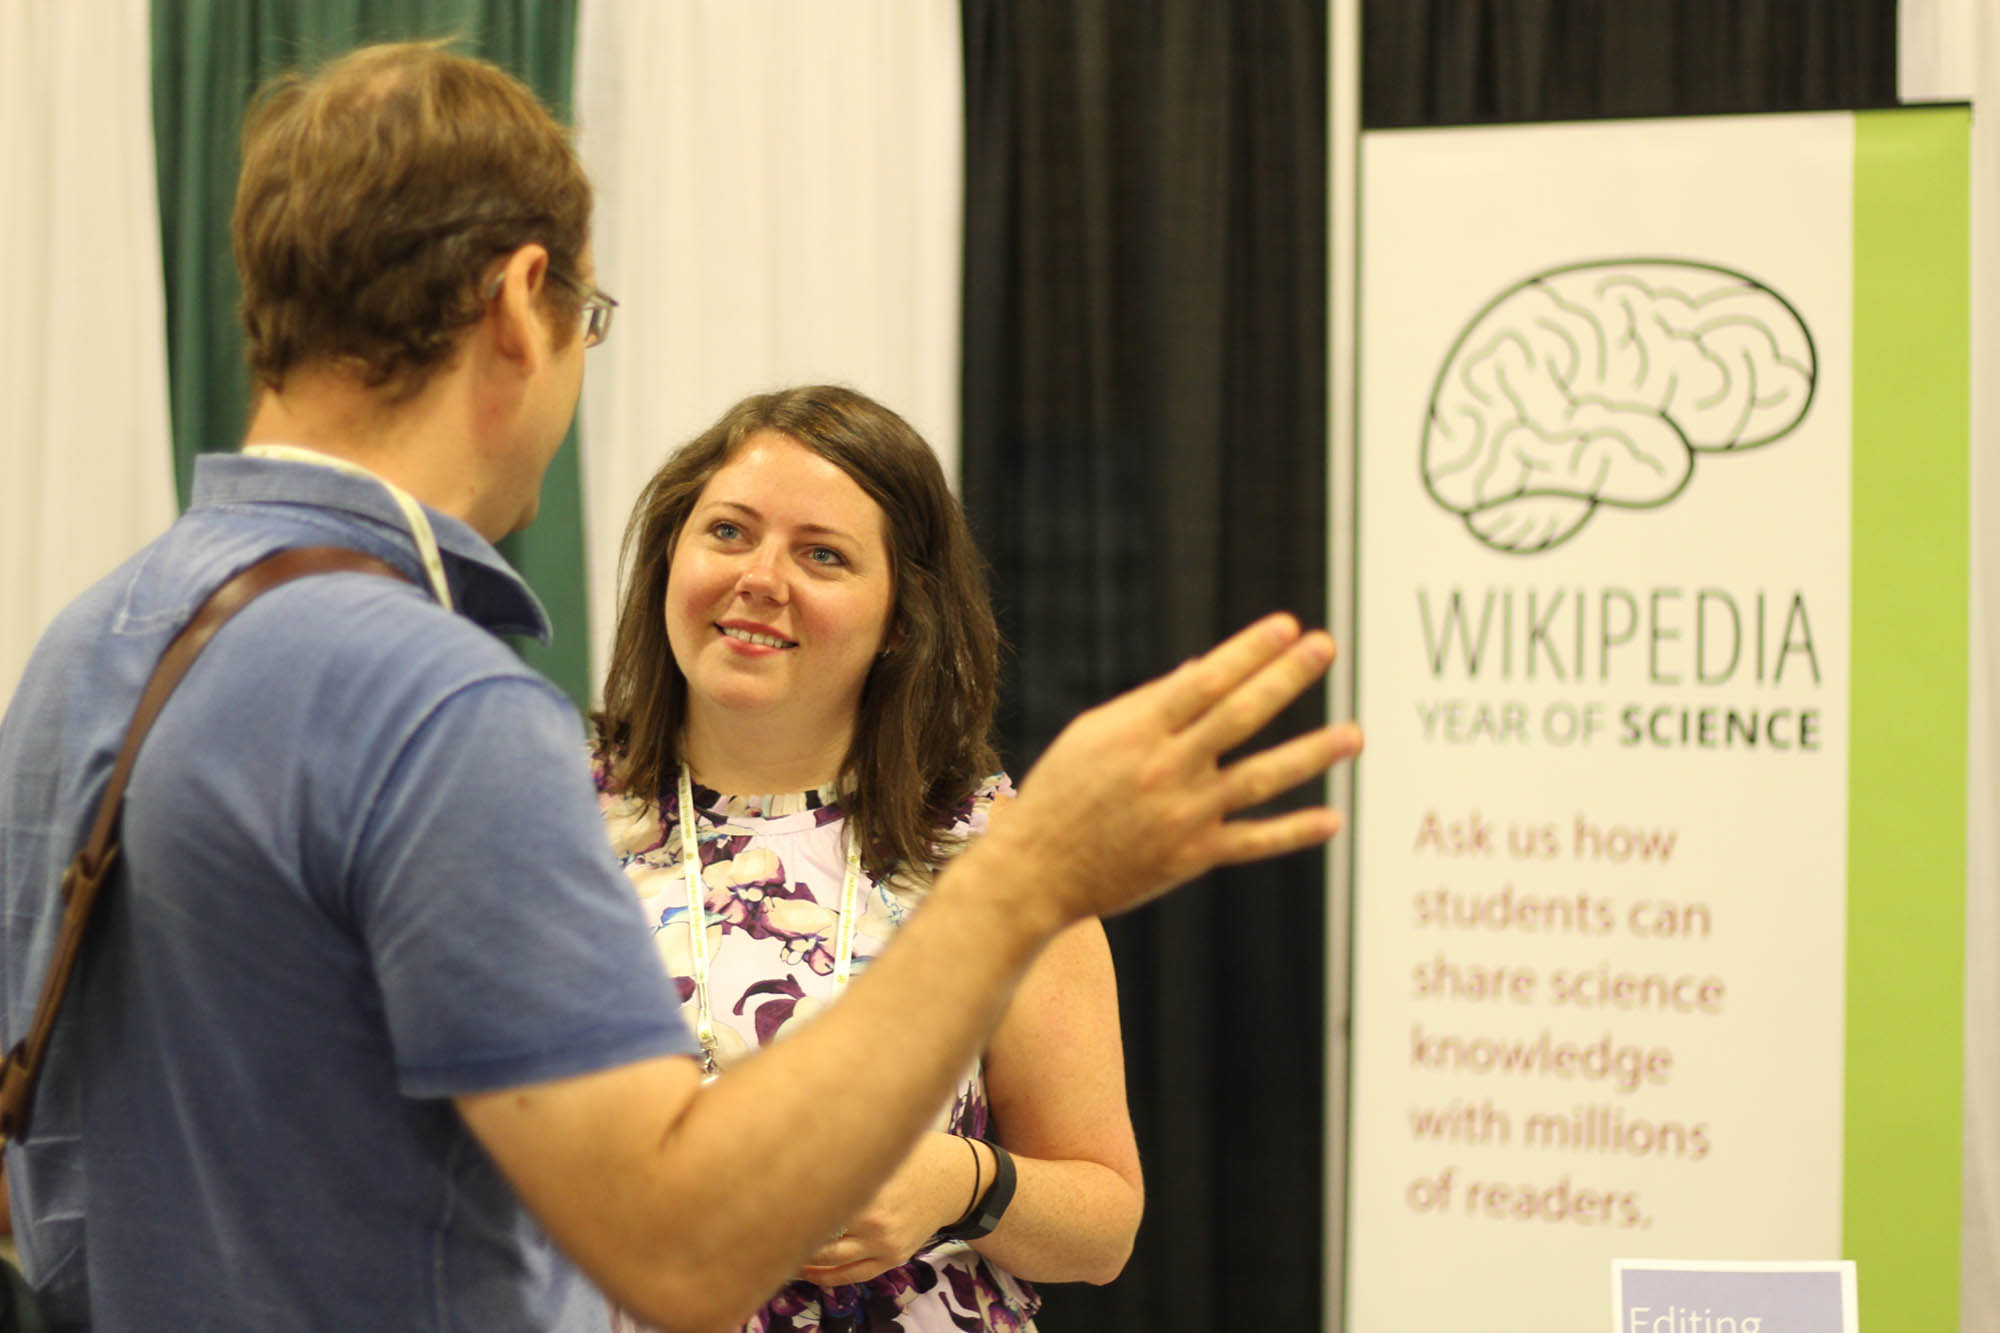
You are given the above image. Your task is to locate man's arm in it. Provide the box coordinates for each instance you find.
[457,614,1359,1331]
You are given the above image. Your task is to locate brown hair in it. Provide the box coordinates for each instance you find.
[596,385,1001,879]
[232,40,589,397]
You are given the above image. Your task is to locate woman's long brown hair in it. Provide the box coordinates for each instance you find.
[594,385,1001,879]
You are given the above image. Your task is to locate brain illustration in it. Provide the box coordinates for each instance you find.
[1422,259,1816,553]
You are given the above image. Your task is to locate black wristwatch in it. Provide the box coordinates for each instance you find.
[937,1140,1017,1241]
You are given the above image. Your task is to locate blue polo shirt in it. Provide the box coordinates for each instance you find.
[0,455,695,1331]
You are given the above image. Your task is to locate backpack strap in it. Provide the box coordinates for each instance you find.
[0,546,413,1144]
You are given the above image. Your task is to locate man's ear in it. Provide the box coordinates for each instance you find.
[487,243,553,372]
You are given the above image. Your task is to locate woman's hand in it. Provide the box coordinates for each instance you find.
[796,1131,980,1286]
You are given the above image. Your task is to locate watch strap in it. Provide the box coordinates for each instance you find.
[937,1139,1017,1241]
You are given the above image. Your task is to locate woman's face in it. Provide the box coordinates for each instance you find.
[665,430,896,747]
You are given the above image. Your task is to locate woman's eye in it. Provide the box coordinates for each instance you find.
[709,520,743,541]
[806,546,847,567]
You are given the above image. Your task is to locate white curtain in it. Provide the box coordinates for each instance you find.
[1902,0,1977,102]
[573,0,964,696]
[1903,2,2000,1326]
[0,0,177,705]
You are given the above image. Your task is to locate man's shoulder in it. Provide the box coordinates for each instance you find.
[146,507,558,708]
[252,565,537,682]
[177,568,574,794]
[3,515,550,754]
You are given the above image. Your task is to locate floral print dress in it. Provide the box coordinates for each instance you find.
[596,761,1039,1333]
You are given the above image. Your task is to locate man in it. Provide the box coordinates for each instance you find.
[0,41,1360,1332]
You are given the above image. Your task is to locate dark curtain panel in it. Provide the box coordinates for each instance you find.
[960,3,1329,1329]
[150,0,595,710]
[963,2,1898,1330]
[1362,0,1899,128]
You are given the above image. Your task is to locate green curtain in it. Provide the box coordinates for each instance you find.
[150,0,594,710]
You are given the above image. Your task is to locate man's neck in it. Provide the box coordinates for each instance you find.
[243,366,504,538]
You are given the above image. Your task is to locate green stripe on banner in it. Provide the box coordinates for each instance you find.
[1846,105,1969,1328]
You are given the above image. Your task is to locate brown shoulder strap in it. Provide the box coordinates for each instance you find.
[0,546,412,1144]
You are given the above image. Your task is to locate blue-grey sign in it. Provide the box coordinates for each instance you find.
[1615,1262,1855,1333]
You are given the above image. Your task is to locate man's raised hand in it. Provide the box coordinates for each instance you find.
[988,613,1363,925]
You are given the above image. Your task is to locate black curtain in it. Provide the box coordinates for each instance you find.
[960,4,1329,1329]
[959,3,1896,1329]
[1363,0,1898,129]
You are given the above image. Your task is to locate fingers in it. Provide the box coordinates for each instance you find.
[1140,614,1304,734]
[1202,806,1347,868]
[798,1242,856,1278]
[798,1257,881,1286]
[1170,721,1361,880]
[1178,629,1337,759]
[1216,723,1364,816]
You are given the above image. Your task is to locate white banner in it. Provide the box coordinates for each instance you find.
[1347,114,1860,1332]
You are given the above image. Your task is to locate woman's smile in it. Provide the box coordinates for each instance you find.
[716,620,797,652]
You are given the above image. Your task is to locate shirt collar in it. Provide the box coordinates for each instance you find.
[188,452,552,641]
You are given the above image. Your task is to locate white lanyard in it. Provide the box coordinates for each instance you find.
[241,444,455,611]
[677,764,862,1074]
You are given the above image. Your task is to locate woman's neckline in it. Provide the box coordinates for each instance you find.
[681,771,844,820]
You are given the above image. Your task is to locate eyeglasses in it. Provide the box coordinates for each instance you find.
[548,268,618,349]
[484,266,618,349]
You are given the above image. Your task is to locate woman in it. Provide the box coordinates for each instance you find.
[593,385,1142,1332]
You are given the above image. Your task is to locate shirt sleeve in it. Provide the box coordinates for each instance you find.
[346,675,698,1098]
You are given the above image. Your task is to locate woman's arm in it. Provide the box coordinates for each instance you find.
[967,915,1142,1283]
[798,917,1142,1287]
